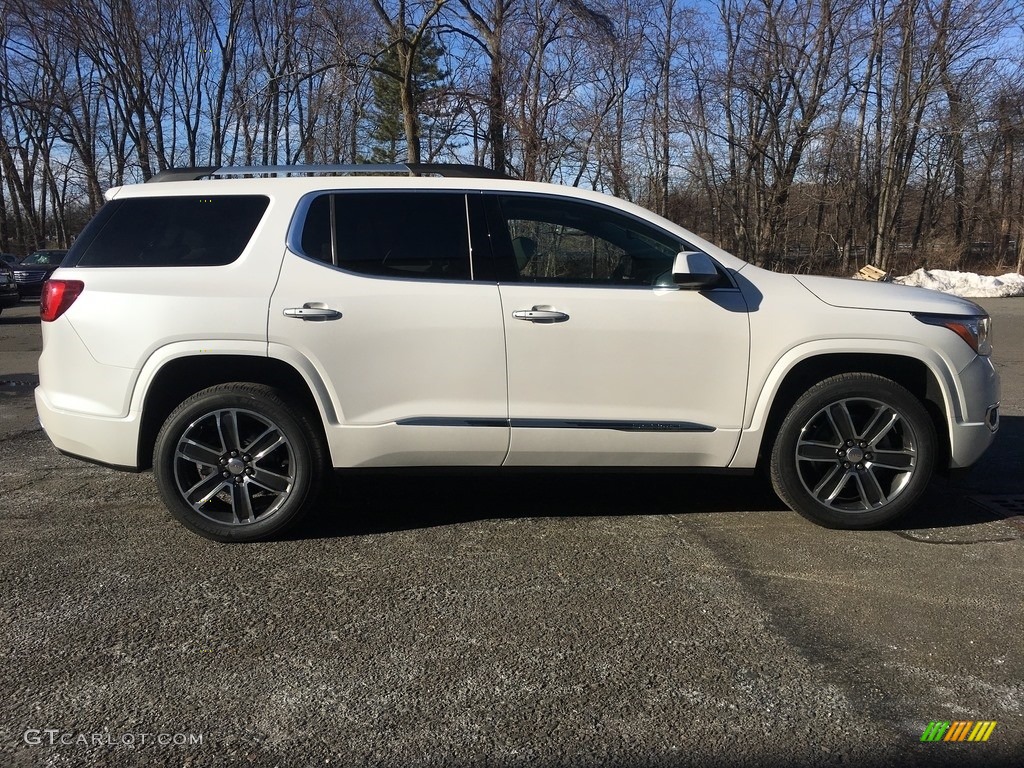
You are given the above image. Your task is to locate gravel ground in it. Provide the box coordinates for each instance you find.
[1,299,1021,767]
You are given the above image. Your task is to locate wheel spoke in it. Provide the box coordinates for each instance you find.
[856,470,888,508]
[870,449,914,471]
[186,472,229,507]
[797,440,841,462]
[230,482,256,524]
[863,408,900,447]
[217,409,242,453]
[243,425,277,455]
[176,438,222,467]
[827,402,857,442]
[251,466,292,494]
[813,465,852,503]
[249,431,285,461]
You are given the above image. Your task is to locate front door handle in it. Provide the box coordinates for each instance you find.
[512,307,569,323]
[283,304,342,321]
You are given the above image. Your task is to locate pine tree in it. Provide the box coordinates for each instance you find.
[368,32,447,164]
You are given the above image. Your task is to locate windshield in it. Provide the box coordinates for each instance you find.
[21,251,66,266]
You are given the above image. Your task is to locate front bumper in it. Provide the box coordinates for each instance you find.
[0,285,19,308]
[14,280,45,298]
[947,354,999,469]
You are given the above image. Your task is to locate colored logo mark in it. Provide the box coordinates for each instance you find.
[920,721,997,742]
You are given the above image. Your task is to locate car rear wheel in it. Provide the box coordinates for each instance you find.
[770,373,937,529]
[153,383,327,542]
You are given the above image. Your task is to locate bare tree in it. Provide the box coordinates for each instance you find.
[1,0,1023,271]
[711,0,855,267]
[454,0,515,172]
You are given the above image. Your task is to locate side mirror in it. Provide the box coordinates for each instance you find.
[672,251,721,289]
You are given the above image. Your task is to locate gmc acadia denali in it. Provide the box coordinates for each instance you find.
[35,164,1000,541]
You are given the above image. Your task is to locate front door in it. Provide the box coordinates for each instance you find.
[490,193,750,467]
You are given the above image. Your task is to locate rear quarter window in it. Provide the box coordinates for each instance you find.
[67,196,269,267]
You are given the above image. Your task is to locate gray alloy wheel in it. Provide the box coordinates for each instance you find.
[173,407,295,525]
[154,383,326,542]
[771,373,936,529]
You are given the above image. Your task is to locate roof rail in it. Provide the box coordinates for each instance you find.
[146,163,510,183]
[147,167,219,183]
[406,163,509,179]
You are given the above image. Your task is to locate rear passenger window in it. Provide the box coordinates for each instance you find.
[70,196,269,267]
[298,192,471,280]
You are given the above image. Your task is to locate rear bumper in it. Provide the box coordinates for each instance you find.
[35,387,142,469]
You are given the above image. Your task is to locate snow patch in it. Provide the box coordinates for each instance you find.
[894,269,1024,298]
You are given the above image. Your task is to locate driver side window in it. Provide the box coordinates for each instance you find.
[498,195,682,286]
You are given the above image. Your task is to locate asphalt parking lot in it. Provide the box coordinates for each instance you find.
[1,299,1022,767]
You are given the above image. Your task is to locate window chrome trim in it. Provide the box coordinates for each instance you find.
[464,194,475,281]
[328,193,338,267]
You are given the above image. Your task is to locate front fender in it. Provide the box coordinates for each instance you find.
[730,339,964,469]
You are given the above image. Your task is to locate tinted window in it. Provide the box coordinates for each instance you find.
[299,192,471,280]
[497,195,682,286]
[71,196,269,267]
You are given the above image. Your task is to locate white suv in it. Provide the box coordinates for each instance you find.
[35,164,1000,541]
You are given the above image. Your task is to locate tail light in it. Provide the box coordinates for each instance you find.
[40,279,84,322]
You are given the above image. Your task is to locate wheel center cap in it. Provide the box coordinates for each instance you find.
[845,446,865,463]
[226,457,246,476]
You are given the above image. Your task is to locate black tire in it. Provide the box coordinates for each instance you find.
[770,373,937,529]
[153,383,327,542]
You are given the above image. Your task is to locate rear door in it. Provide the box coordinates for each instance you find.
[268,191,509,467]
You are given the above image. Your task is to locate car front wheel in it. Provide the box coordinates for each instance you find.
[153,383,327,542]
[770,373,937,529]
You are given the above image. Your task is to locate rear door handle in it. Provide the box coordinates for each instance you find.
[283,304,342,321]
[512,307,569,323]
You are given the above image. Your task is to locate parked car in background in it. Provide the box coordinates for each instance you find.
[1,252,20,266]
[0,261,19,314]
[14,249,68,299]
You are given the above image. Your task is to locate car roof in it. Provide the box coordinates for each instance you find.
[101,164,749,271]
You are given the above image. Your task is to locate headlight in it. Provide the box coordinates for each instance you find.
[914,313,991,356]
